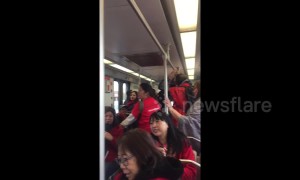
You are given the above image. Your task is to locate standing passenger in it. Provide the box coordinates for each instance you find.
[120,83,161,133]
[168,74,194,127]
[164,80,201,155]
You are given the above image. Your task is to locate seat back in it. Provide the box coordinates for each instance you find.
[187,136,201,161]
[179,159,201,180]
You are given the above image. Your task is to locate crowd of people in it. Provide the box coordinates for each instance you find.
[104,69,201,180]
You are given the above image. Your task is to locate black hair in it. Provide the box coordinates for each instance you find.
[140,83,157,99]
[150,111,190,155]
[105,106,119,131]
[175,74,189,86]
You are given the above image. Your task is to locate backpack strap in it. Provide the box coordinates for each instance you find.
[137,100,144,120]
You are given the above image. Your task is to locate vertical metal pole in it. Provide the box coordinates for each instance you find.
[138,68,141,85]
[99,0,105,179]
[163,58,168,114]
[164,44,171,114]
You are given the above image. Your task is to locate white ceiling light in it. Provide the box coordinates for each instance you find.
[185,58,195,69]
[174,0,199,32]
[187,69,195,76]
[104,59,113,64]
[189,75,194,80]
[110,64,133,73]
[180,31,197,58]
[139,75,147,79]
[105,60,155,81]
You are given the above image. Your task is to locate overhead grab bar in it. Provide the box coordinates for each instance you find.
[128,0,176,70]
[128,0,175,114]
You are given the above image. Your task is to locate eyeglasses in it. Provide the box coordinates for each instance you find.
[115,155,134,166]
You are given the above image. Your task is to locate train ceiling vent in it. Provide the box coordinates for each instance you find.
[125,52,163,67]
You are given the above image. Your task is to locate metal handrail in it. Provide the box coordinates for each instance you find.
[179,159,201,168]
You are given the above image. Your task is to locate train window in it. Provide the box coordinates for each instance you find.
[113,81,119,113]
[122,83,127,104]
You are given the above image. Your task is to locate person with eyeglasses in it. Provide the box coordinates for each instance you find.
[112,129,183,180]
[149,111,197,180]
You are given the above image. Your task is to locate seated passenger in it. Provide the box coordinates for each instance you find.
[116,105,128,122]
[113,128,183,180]
[124,91,138,113]
[150,111,197,180]
[105,106,124,179]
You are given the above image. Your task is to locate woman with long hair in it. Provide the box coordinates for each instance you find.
[124,90,138,113]
[150,111,197,180]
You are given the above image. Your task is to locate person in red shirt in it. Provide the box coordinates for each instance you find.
[150,111,197,180]
[120,83,161,133]
[168,74,194,127]
[112,128,183,180]
[165,80,201,155]
[105,106,124,179]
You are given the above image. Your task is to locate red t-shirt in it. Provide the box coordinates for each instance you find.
[131,97,161,133]
[169,82,191,127]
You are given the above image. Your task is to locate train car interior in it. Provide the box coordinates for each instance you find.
[100,0,200,179]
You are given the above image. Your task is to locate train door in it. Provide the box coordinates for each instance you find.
[113,79,130,113]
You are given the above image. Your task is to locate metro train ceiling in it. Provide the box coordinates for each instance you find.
[104,0,200,81]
